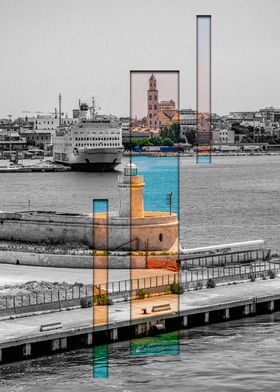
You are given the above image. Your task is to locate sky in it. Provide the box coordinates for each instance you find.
[0,0,280,119]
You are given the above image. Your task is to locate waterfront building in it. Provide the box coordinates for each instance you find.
[35,115,59,132]
[259,107,280,124]
[179,109,196,142]
[158,99,176,111]
[20,129,52,150]
[212,129,235,144]
[0,130,27,157]
[122,127,152,146]
[147,74,179,130]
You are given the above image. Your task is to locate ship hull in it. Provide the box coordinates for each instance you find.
[53,147,123,172]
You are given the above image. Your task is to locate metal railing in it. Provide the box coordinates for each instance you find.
[180,249,269,268]
[0,260,279,313]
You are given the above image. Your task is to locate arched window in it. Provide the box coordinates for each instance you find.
[159,233,163,242]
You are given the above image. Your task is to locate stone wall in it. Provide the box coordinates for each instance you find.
[0,211,93,245]
[0,251,147,269]
[0,210,179,252]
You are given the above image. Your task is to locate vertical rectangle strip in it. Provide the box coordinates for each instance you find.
[92,199,109,378]
[196,16,212,163]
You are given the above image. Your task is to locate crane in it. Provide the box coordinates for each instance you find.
[22,111,56,115]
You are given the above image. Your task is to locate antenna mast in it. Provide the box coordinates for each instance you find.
[58,93,62,126]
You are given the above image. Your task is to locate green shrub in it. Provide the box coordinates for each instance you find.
[268,270,278,279]
[170,283,184,294]
[95,294,112,306]
[196,280,204,290]
[137,289,146,299]
[249,273,256,282]
[206,279,216,289]
[80,297,93,308]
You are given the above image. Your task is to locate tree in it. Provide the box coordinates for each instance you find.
[185,129,196,146]
[161,137,173,146]
[160,123,180,143]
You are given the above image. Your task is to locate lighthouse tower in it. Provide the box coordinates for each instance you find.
[147,74,158,129]
[118,162,144,219]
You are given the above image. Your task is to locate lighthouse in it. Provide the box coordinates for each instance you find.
[118,162,144,219]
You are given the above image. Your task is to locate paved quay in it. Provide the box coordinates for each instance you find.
[0,264,170,287]
[1,277,280,349]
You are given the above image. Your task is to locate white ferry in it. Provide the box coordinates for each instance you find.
[53,99,123,171]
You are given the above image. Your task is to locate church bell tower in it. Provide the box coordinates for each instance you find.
[147,74,158,129]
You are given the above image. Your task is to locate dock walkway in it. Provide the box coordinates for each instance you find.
[0,277,280,363]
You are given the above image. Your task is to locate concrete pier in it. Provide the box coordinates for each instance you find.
[0,278,280,364]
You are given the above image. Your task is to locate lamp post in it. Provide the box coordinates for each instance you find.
[166,192,173,215]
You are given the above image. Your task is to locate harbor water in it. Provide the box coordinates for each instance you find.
[1,313,280,391]
[0,155,280,390]
[0,155,279,251]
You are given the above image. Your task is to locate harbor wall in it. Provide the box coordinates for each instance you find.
[0,212,93,246]
[0,250,180,269]
[0,211,178,252]
[0,251,147,268]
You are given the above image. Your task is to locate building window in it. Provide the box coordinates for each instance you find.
[159,233,163,242]
[154,105,157,110]
[149,95,152,100]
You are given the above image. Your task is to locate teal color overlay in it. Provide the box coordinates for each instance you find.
[131,331,180,357]
[93,345,109,378]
